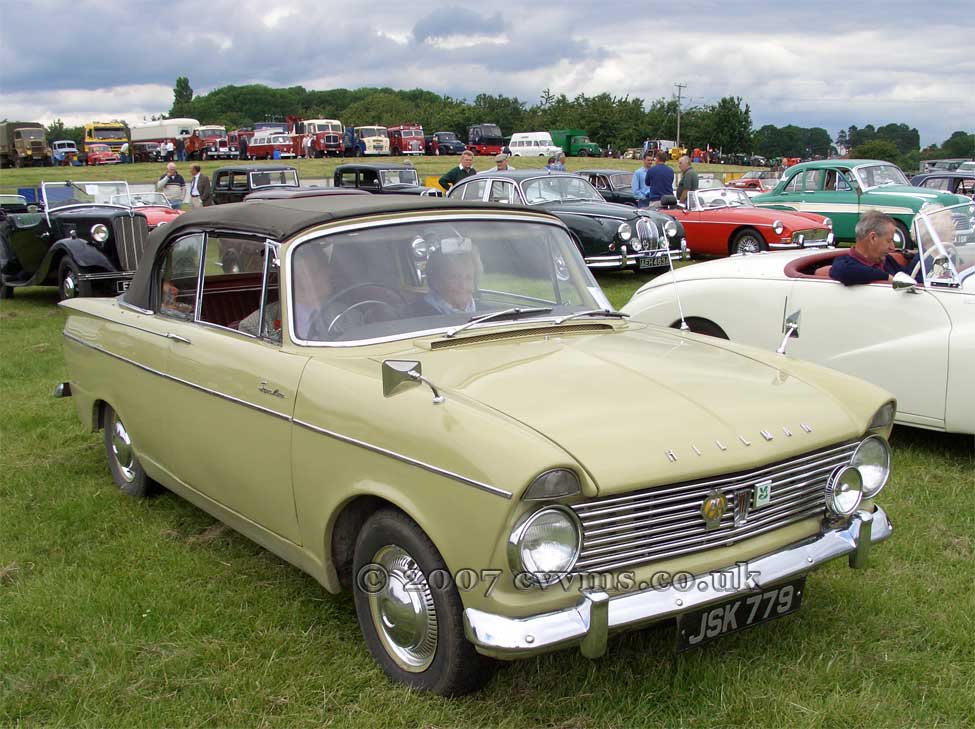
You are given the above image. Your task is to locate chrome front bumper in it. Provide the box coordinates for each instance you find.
[586,239,689,269]
[464,506,892,659]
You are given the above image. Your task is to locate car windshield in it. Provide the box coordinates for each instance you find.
[42,181,129,209]
[691,188,753,210]
[200,128,226,138]
[380,169,420,186]
[359,128,385,138]
[400,130,422,137]
[438,132,459,142]
[249,169,299,188]
[0,194,28,205]
[110,192,170,207]
[521,176,603,204]
[18,129,45,140]
[854,164,909,189]
[289,218,609,344]
[89,144,111,153]
[269,135,290,144]
[93,128,125,139]
[912,201,975,287]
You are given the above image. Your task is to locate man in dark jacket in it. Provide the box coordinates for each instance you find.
[188,164,214,207]
[439,150,476,190]
[830,210,917,285]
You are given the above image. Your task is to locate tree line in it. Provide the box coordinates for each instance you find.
[42,78,973,168]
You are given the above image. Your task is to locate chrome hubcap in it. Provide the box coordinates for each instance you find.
[367,545,438,672]
[111,417,136,482]
[62,272,77,298]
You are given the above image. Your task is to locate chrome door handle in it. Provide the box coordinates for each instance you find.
[258,380,284,398]
[164,332,191,344]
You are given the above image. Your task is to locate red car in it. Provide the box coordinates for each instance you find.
[726,170,781,192]
[109,192,182,229]
[86,143,120,165]
[664,187,833,256]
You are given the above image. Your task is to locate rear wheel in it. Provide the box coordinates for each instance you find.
[894,220,912,248]
[730,228,767,255]
[578,149,589,157]
[58,258,91,300]
[352,509,495,696]
[103,405,155,498]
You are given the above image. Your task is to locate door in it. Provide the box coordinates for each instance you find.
[156,234,308,543]
[783,278,951,428]
[816,168,861,239]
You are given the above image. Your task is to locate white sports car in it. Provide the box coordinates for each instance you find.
[622,202,975,436]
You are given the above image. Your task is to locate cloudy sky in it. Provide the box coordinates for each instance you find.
[1,0,971,147]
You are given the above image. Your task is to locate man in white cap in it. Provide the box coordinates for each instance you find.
[489,153,515,172]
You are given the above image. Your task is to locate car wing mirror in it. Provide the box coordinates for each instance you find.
[892,271,917,293]
[777,310,801,354]
[382,359,445,404]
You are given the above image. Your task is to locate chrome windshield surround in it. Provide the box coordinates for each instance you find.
[285,212,594,348]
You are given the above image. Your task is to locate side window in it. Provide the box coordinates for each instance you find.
[230,173,248,191]
[835,171,853,191]
[459,179,487,201]
[214,173,229,190]
[782,173,803,192]
[199,236,269,332]
[956,179,974,196]
[803,170,824,192]
[489,180,516,204]
[158,234,204,318]
[922,178,949,191]
[338,171,357,188]
[593,176,608,190]
[360,170,379,189]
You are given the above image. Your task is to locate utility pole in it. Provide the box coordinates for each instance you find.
[674,82,686,150]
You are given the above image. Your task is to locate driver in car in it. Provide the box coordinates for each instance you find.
[420,245,479,315]
[830,211,918,285]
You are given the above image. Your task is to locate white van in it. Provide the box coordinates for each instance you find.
[508,131,562,158]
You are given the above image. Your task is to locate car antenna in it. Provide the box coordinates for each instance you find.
[664,238,690,331]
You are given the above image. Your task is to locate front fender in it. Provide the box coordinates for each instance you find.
[52,238,119,271]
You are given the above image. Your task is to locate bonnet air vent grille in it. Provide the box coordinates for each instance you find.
[430,323,612,348]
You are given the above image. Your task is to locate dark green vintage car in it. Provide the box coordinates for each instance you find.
[577,169,637,206]
[753,159,969,243]
[447,171,687,271]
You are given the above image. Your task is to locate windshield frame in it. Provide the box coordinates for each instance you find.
[852,163,910,190]
[41,181,131,220]
[380,169,420,187]
[520,175,604,205]
[284,212,612,347]
[689,187,755,211]
[110,192,171,207]
[912,201,975,288]
[248,169,299,188]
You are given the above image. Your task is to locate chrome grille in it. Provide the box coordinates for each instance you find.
[635,217,663,250]
[112,214,150,271]
[571,440,858,572]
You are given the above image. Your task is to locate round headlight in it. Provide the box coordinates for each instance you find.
[825,465,863,517]
[509,507,581,584]
[617,223,632,241]
[772,220,784,235]
[630,237,643,251]
[823,217,833,229]
[664,220,678,237]
[851,435,891,498]
[90,224,109,243]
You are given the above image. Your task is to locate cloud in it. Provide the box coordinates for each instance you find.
[412,7,507,45]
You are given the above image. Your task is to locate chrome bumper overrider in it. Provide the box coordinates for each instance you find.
[464,507,892,659]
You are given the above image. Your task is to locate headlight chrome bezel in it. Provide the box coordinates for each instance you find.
[772,220,785,235]
[868,401,896,438]
[90,223,110,243]
[508,505,582,586]
[663,220,679,238]
[851,435,891,499]
[617,222,632,242]
[825,465,864,517]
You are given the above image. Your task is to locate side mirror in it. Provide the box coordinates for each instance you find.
[382,359,444,404]
[777,310,801,355]
[892,271,917,293]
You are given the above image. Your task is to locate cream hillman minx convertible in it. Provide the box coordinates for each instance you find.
[58,195,895,695]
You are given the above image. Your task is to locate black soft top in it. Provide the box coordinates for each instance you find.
[123,195,549,309]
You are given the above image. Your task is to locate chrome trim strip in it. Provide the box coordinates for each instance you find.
[464,507,893,659]
[61,331,290,421]
[292,418,512,499]
[119,300,154,315]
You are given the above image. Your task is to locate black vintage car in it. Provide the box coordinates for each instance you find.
[0,181,151,300]
[910,171,975,199]
[447,171,687,271]
[424,131,468,155]
[212,165,300,205]
[577,169,638,206]
[333,163,441,196]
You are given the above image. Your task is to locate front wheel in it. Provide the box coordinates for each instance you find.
[730,228,767,256]
[352,509,495,696]
[103,405,155,498]
[57,258,91,300]
[577,150,589,157]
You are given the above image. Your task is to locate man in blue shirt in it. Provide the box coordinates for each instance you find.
[830,210,917,285]
[632,151,674,208]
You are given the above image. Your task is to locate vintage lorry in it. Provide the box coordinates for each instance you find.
[344,126,389,156]
[549,129,602,157]
[130,118,200,158]
[291,118,345,157]
[0,122,53,168]
[467,123,504,156]
[387,124,425,155]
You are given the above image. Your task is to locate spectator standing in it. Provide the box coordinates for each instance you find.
[549,153,566,172]
[631,152,655,208]
[239,135,249,161]
[489,153,515,172]
[175,137,185,162]
[119,141,130,164]
[165,140,175,162]
[156,162,186,210]
[676,155,699,204]
[439,150,477,190]
[188,164,213,208]
[636,151,675,208]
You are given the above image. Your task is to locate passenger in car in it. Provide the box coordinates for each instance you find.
[419,247,479,315]
[830,210,917,285]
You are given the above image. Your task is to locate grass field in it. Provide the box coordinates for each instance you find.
[0,156,752,194]
[2,267,973,725]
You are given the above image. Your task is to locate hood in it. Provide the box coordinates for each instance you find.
[537,199,640,220]
[863,185,964,206]
[399,324,869,495]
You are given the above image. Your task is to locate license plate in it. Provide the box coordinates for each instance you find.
[676,577,805,652]
[639,253,669,269]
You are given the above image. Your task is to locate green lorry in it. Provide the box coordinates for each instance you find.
[549,129,602,157]
[0,122,53,168]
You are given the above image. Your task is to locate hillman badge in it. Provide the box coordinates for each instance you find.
[754,479,773,508]
[700,489,728,530]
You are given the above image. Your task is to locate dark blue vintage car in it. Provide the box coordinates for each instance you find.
[910,171,975,199]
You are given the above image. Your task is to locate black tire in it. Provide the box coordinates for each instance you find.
[57,257,91,300]
[894,220,912,248]
[102,405,154,498]
[578,149,589,157]
[352,509,495,696]
[730,228,767,256]
[672,317,729,339]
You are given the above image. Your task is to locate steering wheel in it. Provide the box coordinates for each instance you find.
[310,282,405,339]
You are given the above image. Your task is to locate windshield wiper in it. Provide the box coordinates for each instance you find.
[444,307,554,338]
[554,309,629,324]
